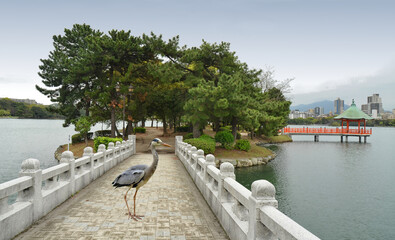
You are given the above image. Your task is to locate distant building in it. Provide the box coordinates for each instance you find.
[314,107,324,116]
[288,110,314,119]
[334,98,344,115]
[361,93,384,117]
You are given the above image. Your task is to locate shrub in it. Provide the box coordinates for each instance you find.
[184,138,215,154]
[219,126,231,132]
[215,130,234,149]
[176,125,190,132]
[134,127,146,133]
[72,133,83,144]
[94,137,123,152]
[184,133,194,140]
[235,139,251,152]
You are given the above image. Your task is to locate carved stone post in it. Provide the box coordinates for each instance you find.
[19,158,43,221]
[247,180,278,240]
[218,162,235,203]
[175,136,183,157]
[203,154,216,199]
[60,151,75,196]
[204,154,216,183]
[129,135,136,155]
[83,147,94,180]
[97,144,106,178]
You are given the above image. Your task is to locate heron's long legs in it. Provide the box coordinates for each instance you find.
[132,188,144,221]
[124,186,133,219]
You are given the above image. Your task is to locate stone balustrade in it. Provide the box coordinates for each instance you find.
[0,135,136,240]
[175,136,320,240]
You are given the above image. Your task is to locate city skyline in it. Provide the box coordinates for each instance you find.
[1,0,395,109]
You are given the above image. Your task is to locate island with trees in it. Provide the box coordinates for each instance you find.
[36,24,292,162]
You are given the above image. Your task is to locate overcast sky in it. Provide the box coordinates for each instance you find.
[1,0,394,110]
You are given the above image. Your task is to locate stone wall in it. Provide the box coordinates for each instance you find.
[175,136,320,240]
[0,135,136,240]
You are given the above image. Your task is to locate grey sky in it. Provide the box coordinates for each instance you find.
[0,0,394,109]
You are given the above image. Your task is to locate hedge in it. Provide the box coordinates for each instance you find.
[176,125,190,132]
[235,139,251,151]
[215,130,234,149]
[184,138,215,154]
[72,132,94,144]
[94,137,123,152]
[134,127,146,133]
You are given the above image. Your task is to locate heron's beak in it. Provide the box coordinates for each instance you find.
[161,143,171,147]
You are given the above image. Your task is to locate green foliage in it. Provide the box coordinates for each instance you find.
[184,136,216,154]
[176,125,190,132]
[134,127,146,133]
[235,139,251,151]
[215,130,234,149]
[184,133,194,140]
[94,137,122,152]
[0,109,11,116]
[0,98,62,119]
[74,116,92,135]
[236,132,241,139]
[72,133,83,144]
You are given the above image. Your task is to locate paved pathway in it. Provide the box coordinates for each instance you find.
[15,153,229,240]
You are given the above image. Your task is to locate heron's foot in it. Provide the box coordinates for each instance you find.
[125,212,144,221]
[130,214,144,221]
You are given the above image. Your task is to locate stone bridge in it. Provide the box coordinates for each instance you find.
[0,136,319,240]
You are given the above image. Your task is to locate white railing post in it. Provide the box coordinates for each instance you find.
[248,180,278,240]
[129,135,136,155]
[19,158,43,221]
[175,136,183,158]
[60,151,75,196]
[218,162,235,202]
[83,147,94,181]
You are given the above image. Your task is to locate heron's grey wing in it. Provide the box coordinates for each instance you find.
[112,169,145,187]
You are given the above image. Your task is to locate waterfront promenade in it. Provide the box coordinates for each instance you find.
[14,153,229,240]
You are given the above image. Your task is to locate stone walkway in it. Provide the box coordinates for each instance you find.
[15,153,229,240]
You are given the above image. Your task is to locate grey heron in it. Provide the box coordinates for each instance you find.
[112,138,171,220]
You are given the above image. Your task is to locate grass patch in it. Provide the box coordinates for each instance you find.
[60,140,95,158]
[215,142,273,159]
[260,135,292,143]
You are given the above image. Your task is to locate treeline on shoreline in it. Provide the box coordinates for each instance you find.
[0,98,63,119]
[288,117,395,127]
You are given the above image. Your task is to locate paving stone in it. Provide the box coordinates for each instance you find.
[14,153,229,240]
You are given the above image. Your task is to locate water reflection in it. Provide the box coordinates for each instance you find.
[235,128,395,240]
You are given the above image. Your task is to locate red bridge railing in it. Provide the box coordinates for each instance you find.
[283,127,372,135]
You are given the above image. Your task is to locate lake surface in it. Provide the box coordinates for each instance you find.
[0,119,107,183]
[236,126,395,240]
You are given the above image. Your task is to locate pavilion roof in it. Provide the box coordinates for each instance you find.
[334,100,373,120]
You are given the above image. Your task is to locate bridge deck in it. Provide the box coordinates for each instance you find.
[15,153,228,240]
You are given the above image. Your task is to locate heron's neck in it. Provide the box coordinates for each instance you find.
[147,146,159,178]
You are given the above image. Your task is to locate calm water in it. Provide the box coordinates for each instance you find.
[236,127,395,240]
[0,119,107,183]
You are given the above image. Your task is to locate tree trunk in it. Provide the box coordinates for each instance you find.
[162,116,168,135]
[142,119,145,127]
[126,121,133,136]
[111,107,116,138]
[193,122,201,138]
[115,127,121,138]
[85,133,88,146]
[231,117,238,140]
[151,119,154,127]
[213,119,220,132]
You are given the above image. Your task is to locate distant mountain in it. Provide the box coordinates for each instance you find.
[290,100,349,114]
